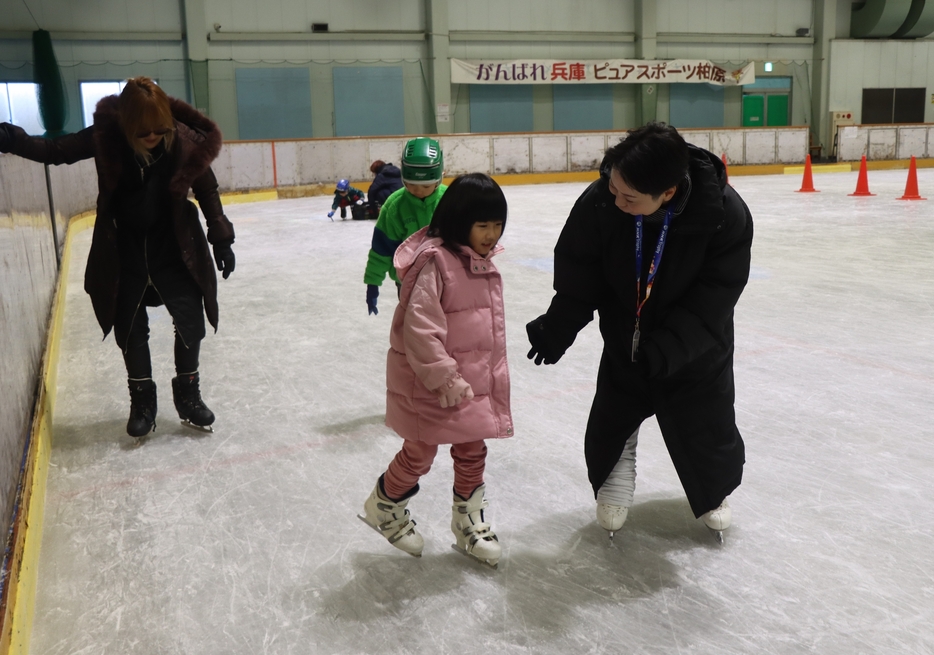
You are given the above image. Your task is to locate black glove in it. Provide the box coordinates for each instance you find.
[366,284,379,315]
[0,123,13,153]
[526,315,563,366]
[213,240,236,279]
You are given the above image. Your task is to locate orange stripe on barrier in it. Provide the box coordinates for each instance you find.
[271,141,278,188]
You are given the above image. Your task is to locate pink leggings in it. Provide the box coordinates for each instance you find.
[383,440,487,500]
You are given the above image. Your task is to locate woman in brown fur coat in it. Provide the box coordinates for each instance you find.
[0,77,236,438]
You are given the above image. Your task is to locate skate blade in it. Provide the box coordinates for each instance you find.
[180,420,214,433]
[356,514,422,557]
[451,544,498,569]
[357,513,384,535]
[708,528,725,545]
[128,422,156,444]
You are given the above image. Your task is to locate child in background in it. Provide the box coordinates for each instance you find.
[363,137,446,315]
[359,173,513,568]
[366,159,403,218]
[328,178,365,220]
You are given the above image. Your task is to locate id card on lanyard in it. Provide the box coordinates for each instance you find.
[632,208,673,362]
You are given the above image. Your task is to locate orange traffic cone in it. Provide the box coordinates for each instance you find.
[796,154,818,192]
[897,156,926,200]
[849,155,875,196]
[721,153,730,185]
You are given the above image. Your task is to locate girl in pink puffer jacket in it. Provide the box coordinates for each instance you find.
[359,173,512,568]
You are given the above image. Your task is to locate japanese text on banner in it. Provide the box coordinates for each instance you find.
[451,59,755,86]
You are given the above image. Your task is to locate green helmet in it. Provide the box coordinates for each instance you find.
[401,137,443,184]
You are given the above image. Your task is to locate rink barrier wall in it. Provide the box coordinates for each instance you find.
[2,123,933,654]
[836,123,934,162]
[0,156,59,655]
[0,211,91,655]
[211,156,934,203]
[211,126,812,193]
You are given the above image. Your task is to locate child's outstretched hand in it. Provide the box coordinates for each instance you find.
[436,376,474,408]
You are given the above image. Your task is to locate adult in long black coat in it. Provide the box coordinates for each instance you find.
[0,77,235,438]
[527,122,753,540]
[365,159,403,218]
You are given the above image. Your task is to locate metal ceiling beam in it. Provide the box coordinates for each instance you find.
[658,32,814,44]
[207,31,426,42]
[448,31,635,43]
[0,30,818,46]
[0,31,182,41]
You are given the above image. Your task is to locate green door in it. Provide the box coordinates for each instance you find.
[743,95,764,127]
[766,94,789,126]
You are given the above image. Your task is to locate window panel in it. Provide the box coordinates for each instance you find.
[0,85,10,124]
[80,81,127,128]
[6,83,43,135]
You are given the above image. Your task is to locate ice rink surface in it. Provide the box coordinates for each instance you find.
[34,168,934,655]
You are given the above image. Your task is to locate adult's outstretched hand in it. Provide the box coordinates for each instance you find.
[526,315,562,365]
[213,241,236,279]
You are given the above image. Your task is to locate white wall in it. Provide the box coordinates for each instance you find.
[447,0,633,32]
[205,0,422,32]
[657,0,813,35]
[0,0,182,32]
[655,0,814,61]
[829,39,934,125]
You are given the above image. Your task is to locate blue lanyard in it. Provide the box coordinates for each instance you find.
[635,208,673,318]
[632,208,672,362]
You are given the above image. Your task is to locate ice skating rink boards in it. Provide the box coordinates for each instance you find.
[31,170,934,655]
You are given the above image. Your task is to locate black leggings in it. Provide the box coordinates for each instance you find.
[123,306,201,379]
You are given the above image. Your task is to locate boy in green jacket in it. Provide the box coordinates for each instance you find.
[363,137,447,315]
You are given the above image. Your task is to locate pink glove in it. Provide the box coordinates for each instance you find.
[435,375,474,408]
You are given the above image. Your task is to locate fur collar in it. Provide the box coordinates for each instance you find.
[92,95,223,197]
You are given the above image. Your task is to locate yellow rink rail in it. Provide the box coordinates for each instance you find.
[0,210,93,655]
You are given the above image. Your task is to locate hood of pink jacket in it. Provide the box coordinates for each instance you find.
[393,226,504,289]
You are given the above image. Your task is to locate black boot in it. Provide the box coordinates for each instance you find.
[127,378,157,437]
[172,372,215,429]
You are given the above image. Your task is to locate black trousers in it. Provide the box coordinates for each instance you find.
[584,350,745,518]
[123,305,201,379]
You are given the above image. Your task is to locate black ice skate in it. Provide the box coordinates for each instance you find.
[172,372,215,433]
[127,378,157,439]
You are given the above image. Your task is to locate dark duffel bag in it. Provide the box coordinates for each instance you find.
[351,203,368,220]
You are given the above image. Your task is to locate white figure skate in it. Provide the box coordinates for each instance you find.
[358,482,424,557]
[595,429,638,540]
[596,503,629,539]
[451,485,500,569]
[702,499,732,545]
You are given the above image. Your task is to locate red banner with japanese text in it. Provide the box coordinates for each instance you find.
[451,58,755,86]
